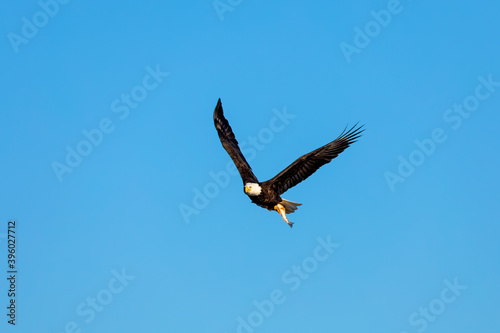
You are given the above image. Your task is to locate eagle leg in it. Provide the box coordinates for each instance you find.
[275,203,293,228]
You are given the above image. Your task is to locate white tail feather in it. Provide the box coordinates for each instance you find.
[280,199,302,214]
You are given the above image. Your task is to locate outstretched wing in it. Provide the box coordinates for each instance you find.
[263,124,364,195]
[213,99,258,184]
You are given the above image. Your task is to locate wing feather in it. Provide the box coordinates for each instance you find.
[263,124,364,195]
[213,99,258,184]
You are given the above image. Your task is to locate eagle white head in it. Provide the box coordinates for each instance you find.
[244,183,262,196]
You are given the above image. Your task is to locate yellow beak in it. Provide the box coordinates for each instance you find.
[244,186,250,193]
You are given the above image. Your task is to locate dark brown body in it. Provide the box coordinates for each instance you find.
[246,182,282,211]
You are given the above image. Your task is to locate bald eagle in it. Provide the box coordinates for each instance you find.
[213,99,363,228]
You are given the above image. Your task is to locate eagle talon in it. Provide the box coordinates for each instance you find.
[275,203,294,228]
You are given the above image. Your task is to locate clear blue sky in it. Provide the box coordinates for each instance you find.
[1,1,499,332]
